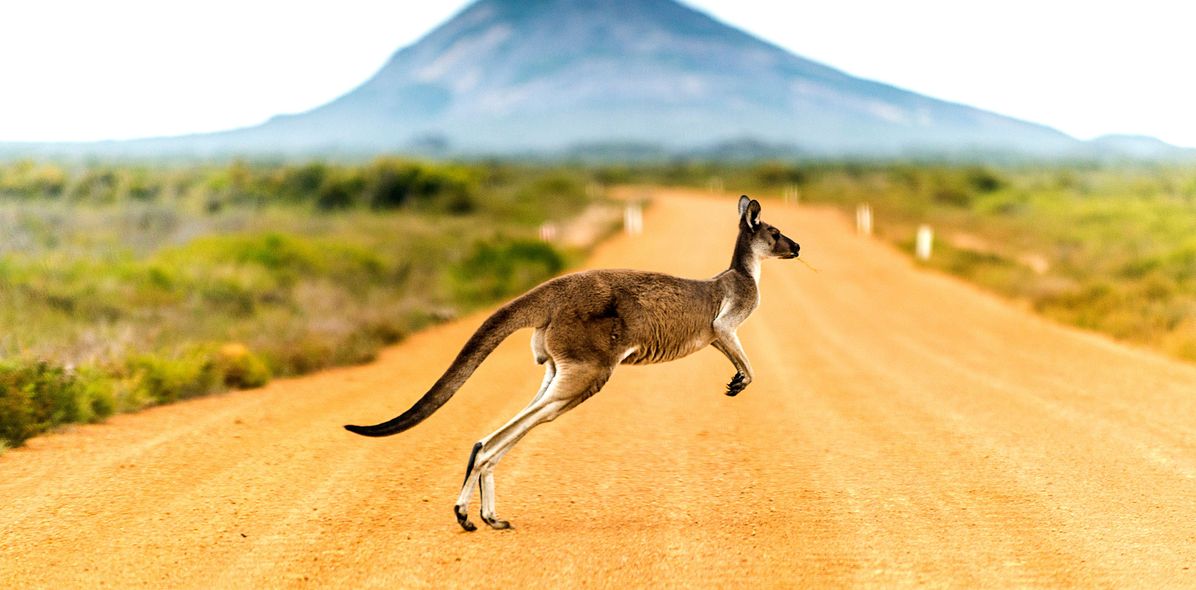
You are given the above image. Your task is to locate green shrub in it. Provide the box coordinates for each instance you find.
[315,173,364,210]
[450,239,565,305]
[283,163,328,197]
[965,167,1005,193]
[0,372,37,447]
[933,187,973,208]
[161,232,384,288]
[196,276,260,316]
[75,368,117,423]
[261,336,334,376]
[751,161,806,187]
[210,343,271,389]
[502,172,589,223]
[126,352,221,405]
[365,159,477,213]
[0,361,87,447]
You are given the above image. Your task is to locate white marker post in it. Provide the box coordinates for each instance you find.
[916,224,934,260]
[856,203,873,236]
[539,222,558,242]
[624,202,643,235]
[783,184,801,206]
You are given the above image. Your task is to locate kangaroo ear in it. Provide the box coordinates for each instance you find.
[738,195,751,217]
[745,199,762,228]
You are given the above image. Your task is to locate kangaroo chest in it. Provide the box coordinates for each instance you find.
[714,287,759,332]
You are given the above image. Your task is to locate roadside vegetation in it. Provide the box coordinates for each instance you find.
[612,160,1196,364]
[0,159,599,448]
[5,156,1194,448]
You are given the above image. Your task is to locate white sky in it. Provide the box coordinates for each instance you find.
[1,0,1192,146]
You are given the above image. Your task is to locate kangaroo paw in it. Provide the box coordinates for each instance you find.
[481,514,513,530]
[726,372,747,396]
[455,505,477,532]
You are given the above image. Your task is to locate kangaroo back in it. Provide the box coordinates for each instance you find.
[344,291,548,437]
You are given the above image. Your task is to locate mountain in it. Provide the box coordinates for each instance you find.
[230,0,1077,156]
[4,0,1184,159]
[1082,134,1195,160]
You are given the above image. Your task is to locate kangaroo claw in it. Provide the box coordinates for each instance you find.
[482,515,512,530]
[726,372,747,396]
[455,505,477,532]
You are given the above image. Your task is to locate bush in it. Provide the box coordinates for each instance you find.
[74,368,117,424]
[125,352,221,405]
[365,159,477,213]
[0,161,67,198]
[751,161,806,187]
[315,173,364,210]
[965,167,1005,193]
[933,187,973,208]
[162,232,384,288]
[0,370,39,447]
[0,361,94,447]
[211,343,271,389]
[503,172,589,223]
[451,239,565,305]
[124,344,273,405]
[283,163,328,197]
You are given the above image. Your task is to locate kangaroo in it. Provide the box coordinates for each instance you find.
[345,195,800,531]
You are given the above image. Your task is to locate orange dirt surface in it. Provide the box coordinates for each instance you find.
[3,188,1196,588]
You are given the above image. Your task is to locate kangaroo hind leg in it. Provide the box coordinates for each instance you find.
[455,362,612,531]
[454,360,555,531]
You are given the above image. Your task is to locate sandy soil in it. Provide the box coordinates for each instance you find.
[3,188,1196,588]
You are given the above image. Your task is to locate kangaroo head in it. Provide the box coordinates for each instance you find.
[738,195,800,259]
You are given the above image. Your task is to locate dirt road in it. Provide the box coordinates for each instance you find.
[4,189,1196,588]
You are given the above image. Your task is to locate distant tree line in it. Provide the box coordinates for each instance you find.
[0,158,482,214]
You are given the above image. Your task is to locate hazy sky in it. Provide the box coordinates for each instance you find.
[2,0,1192,146]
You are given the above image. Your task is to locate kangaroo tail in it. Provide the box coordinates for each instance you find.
[343,291,547,437]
